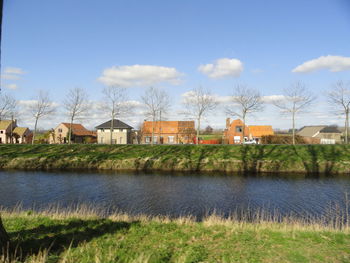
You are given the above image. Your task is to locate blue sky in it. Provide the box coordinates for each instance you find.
[1,0,350,130]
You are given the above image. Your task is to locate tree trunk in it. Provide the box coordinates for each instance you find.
[292,112,295,145]
[345,110,349,144]
[110,118,114,145]
[31,117,39,145]
[196,117,200,145]
[0,216,10,255]
[68,118,73,145]
[242,114,246,144]
[151,116,155,146]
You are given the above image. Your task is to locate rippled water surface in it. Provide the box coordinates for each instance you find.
[0,170,349,218]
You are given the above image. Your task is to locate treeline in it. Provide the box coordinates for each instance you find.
[1,80,349,145]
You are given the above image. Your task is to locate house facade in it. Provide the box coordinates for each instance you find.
[297,126,342,144]
[141,121,196,144]
[49,123,96,144]
[96,119,133,144]
[223,118,274,144]
[0,120,31,144]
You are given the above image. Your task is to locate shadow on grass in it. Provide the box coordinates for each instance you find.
[9,218,138,262]
[292,145,343,176]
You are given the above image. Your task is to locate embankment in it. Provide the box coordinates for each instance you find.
[1,208,350,262]
[0,144,350,174]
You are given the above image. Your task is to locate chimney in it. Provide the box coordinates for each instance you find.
[226,118,231,129]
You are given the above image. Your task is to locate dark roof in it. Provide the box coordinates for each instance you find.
[95,119,133,129]
[320,126,342,133]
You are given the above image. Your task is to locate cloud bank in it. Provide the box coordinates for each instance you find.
[198,58,243,78]
[292,55,350,73]
[98,65,183,87]
[5,84,18,90]
[4,67,25,75]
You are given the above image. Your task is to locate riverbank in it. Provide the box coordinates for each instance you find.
[1,207,349,263]
[0,144,350,174]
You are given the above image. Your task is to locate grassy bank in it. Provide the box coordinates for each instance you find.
[0,144,350,174]
[1,207,350,263]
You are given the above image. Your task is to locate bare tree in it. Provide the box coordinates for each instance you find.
[29,90,55,144]
[182,87,218,145]
[102,86,131,144]
[273,82,315,145]
[328,80,350,144]
[0,0,11,252]
[63,88,90,144]
[0,93,16,121]
[141,87,170,145]
[226,84,263,143]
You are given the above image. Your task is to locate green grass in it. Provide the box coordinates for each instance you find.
[1,209,350,263]
[0,144,350,174]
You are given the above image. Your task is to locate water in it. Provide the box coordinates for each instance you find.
[0,170,349,219]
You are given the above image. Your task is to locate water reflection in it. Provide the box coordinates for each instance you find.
[0,170,349,219]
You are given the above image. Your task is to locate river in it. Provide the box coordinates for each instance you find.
[0,170,349,219]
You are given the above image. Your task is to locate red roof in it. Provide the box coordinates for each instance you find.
[61,123,96,137]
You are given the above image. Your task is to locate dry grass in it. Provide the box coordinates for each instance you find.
[1,202,349,233]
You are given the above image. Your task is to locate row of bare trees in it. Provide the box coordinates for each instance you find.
[1,80,349,145]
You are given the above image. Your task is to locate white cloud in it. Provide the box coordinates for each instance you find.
[5,84,18,90]
[4,67,25,75]
[98,65,183,87]
[261,95,285,103]
[1,74,20,80]
[292,55,350,73]
[198,58,243,78]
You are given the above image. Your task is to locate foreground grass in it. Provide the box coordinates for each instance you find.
[1,207,350,263]
[1,144,350,174]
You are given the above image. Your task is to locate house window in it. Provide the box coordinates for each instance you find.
[145,136,151,143]
[58,128,62,133]
[153,136,158,143]
[236,126,243,133]
[168,136,174,143]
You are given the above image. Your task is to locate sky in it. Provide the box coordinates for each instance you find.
[1,0,350,130]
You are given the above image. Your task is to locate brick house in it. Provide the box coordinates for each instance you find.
[0,120,32,144]
[50,123,96,144]
[223,118,274,144]
[141,121,196,144]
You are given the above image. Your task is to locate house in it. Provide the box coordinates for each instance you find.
[0,119,32,144]
[223,118,274,144]
[95,119,133,144]
[297,126,342,144]
[141,121,196,144]
[12,127,32,144]
[50,123,96,144]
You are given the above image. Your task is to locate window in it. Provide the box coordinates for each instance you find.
[145,136,151,143]
[235,126,243,133]
[153,136,158,143]
[58,128,62,133]
[168,136,174,143]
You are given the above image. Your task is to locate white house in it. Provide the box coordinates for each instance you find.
[95,119,133,144]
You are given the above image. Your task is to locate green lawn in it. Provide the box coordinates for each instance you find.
[2,211,350,263]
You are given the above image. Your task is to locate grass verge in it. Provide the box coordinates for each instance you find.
[1,206,350,263]
[1,144,350,174]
